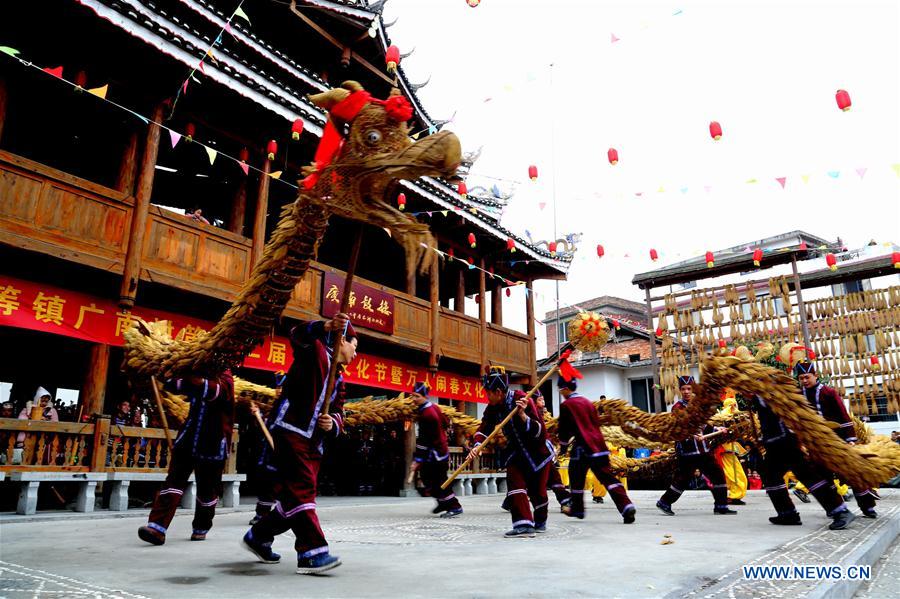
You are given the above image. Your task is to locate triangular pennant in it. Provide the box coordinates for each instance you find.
[169,130,182,148]
[181,79,189,95]
[673,8,683,15]
[775,177,786,188]
[198,60,206,74]
[0,46,20,57]
[239,161,249,176]
[205,147,217,165]
[42,65,63,78]
[634,192,643,197]
[680,187,688,194]
[827,170,840,178]
[206,49,219,65]
[801,174,810,184]
[134,113,149,125]
[657,186,665,192]
[191,75,202,84]
[538,202,547,210]
[441,210,448,217]
[892,164,900,178]
[87,84,108,99]
[610,33,620,43]
[428,125,437,135]
[746,178,758,184]
[855,167,867,179]
[224,22,235,37]
[233,6,251,24]
[270,170,283,180]
[704,185,712,193]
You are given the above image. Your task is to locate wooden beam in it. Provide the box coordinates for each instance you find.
[491,281,503,326]
[455,267,465,313]
[479,258,487,372]
[115,132,139,195]
[81,343,110,417]
[227,178,248,236]
[429,251,440,372]
[645,286,661,410]
[0,77,7,144]
[118,103,164,309]
[251,158,272,266]
[525,279,536,385]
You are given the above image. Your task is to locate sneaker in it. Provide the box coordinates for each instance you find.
[440,507,463,518]
[769,512,802,525]
[432,504,447,514]
[297,553,341,575]
[656,501,675,516]
[559,498,572,513]
[138,525,165,546]
[622,505,636,524]
[534,522,547,533]
[249,514,263,526]
[190,531,207,541]
[728,498,746,505]
[593,496,604,504]
[793,489,811,503]
[504,525,536,538]
[561,505,585,519]
[241,531,281,564]
[862,508,877,519]
[829,510,857,530]
[714,507,738,515]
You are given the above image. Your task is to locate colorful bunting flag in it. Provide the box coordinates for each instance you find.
[892,164,900,178]
[169,130,182,148]
[538,202,546,210]
[0,46,20,57]
[775,177,786,188]
[233,6,251,24]
[827,171,840,178]
[270,171,283,180]
[746,178,758,184]
[87,84,108,99]
[42,66,63,78]
[239,162,249,176]
[610,33,620,43]
[657,186,665,192]
[855,167,867,179]
[801,174,810,184]
[205,147,217,165]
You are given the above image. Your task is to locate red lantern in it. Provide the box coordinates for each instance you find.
[597,244,605,259]
[612,319,620,330]
[607,147,618,165]
[705,251,715,268]
[826,253,837,271]
[507,238,516,252]
[448,248,454,259]
[709,121,722,140]
[505,287,511,297]
[266,140,278,161]
[870,355,879,366]
[753,248,763,267]
[74,70,88,88]
[892,252,900,269]
[467,256,474,266]
[291,119,304,141]
[467,0,481,6]
[458,181,467,198]
[468,233,476,248]
[807,349,816,360]
[238,147,249,163]
[385,45,400,73]
[397,193,406,211]
[185,123,196,143]
[655,325,662,337]
[799,241,808,251]
[548,241,557,256]
[650,248,658,262]
[835,89,851,112]
[718,339,727,348]
[528,165,538,181]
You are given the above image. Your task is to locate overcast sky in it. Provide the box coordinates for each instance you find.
[384,0,900,355]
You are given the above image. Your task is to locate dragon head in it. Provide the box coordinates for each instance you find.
[304,81,462,272]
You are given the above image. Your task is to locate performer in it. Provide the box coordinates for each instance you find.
[656,376,736,516]
[468,366,554,538]
[535,391,571,510]
[717,394,748,505]
[795,361,877,518]
[242,314,355,575]
[137,370,235,545]
[410,381,463,518]
[751,393,856,529]
[249,371,286,526]
[557,378,636,523]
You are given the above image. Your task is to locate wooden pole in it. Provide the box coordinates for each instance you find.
[150,377,174,454]
[81,343,110,418]
[455,267,465,313]
[491,282,503,326]
[119,103,164,309]
[322,227,364,415]
[227,178,248,236]
[115,132,139,195]
[406,259,416,296]
[429,251,440,372]
[251,403,275,450]
[791,255,812,349]
[251,157,272,267]
[646,286,661,410]
[525,279,537,385]
[478,258,487,372]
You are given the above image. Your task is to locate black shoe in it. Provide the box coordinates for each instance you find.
[297,553,341,575]
[769,513,802,525]
[249,514,263,526]
[656,501,675,516]
[622,505,636,524]
[793,489,811,503]
[561,505,585,519]
[241,531,281,564]
[829,510,857,530]
[440,507,463,518]
[432,504,448,514]
[862,508,877,519]
[504,525,536,538]
[714,507,738,515]
[593,496,604,504]
[190,530,207,541]
[533,522,547,533]
[728,499,746,505]
[138,525,166,546]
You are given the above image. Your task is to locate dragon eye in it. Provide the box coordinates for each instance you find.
[365,129,382,144]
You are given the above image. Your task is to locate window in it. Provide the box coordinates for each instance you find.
[630,378,659,413]
[774,297,786,316]
[629,353,641,363]
[864,334,876,353]
[557,319,570,343]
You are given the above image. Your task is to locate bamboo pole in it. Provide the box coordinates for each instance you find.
[251,403,275,450]
[150,377,174,454]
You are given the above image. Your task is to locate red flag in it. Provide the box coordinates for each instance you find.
[558,349,583,382]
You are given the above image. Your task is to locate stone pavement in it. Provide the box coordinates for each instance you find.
[0,490,897,598]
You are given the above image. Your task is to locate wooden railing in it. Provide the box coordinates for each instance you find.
[447,446,500,474]
[0,418,238,474]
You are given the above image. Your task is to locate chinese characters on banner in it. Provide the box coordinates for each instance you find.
[0,276,485,403]
[321,272,394,334]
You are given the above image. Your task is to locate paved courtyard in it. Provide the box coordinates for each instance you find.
[1,490,897,598]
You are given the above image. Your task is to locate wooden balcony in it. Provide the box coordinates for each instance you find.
[0,150,534,375]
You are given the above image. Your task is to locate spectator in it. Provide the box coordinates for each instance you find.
[891,431,899,445]
[188,207,210,225]
[113,400,132,426]
[1,402,14,418]
[687,468,711,490]
[18,387,59,422]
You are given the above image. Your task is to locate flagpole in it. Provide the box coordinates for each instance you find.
[549,62,562,416]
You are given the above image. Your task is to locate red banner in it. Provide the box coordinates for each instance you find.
[321,272,395,334]
[0,275,485,403]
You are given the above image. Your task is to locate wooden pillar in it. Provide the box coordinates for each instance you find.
[478,259,487,372]
[118,104,164,309]
[791,255,812,349]
[81,343,110,417]
[400,422,417,497]
[0,77,7,144]
[525,279,536,385]
[250,158,272,267]
[115,132,139,195]
[491,282,503,326]
[227,179,248,236]
[455,267,465,313]
[406,260,416,296]
[645,287,661,410]
[429,252,440,372]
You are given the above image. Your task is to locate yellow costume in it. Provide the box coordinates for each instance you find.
[559,444,627,498]
[718,394,748,501]
[786,472,849,497]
